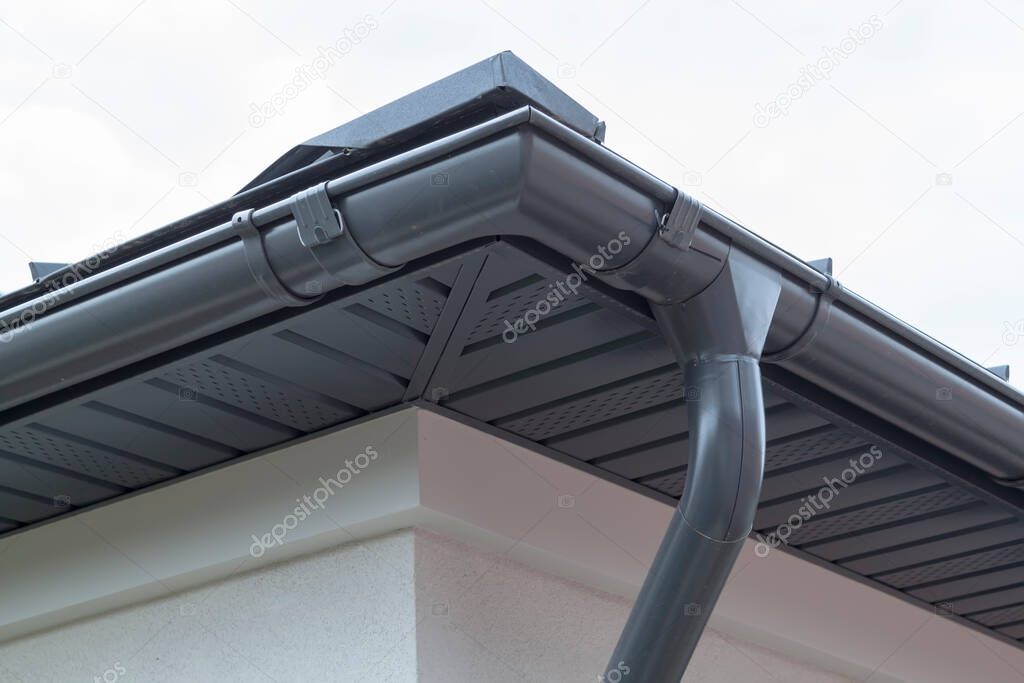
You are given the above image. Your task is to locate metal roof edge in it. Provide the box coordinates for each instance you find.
[1,60,1021,507]
[237,51,602,191]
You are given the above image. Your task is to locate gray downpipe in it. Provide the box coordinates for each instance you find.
[604,251,780,682]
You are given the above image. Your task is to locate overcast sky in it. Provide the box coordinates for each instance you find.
[1,0,1022,388]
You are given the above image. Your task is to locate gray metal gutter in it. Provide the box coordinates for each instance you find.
[1,106,1020,485]
[0,51,601,316]
[0,108,660,413]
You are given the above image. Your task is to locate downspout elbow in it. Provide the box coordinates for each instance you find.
[677,354,766,544]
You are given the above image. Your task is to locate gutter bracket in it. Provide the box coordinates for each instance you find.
[28,262,69,282]
[232,209,319,307]
[605,249,781,682]
[988,364,1011,382]
[289,181,401,285]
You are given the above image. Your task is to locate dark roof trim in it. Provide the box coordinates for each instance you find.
[240,50,603,191]
[1,68,1021,494]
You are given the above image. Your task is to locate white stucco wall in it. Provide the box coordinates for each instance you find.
[0,526,857,683]
[0,531,419,683]
[413,529,855,683]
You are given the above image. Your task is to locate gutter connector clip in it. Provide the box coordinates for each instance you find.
[289,181,401,286]
[292,181,345,248]
[597,189,729,305]
[657,189,702,250]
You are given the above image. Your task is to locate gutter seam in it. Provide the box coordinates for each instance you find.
[762,275,838,363]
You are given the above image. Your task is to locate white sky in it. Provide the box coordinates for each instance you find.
[1,0,1022,388]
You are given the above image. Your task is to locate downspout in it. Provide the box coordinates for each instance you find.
[602,214,781,680]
